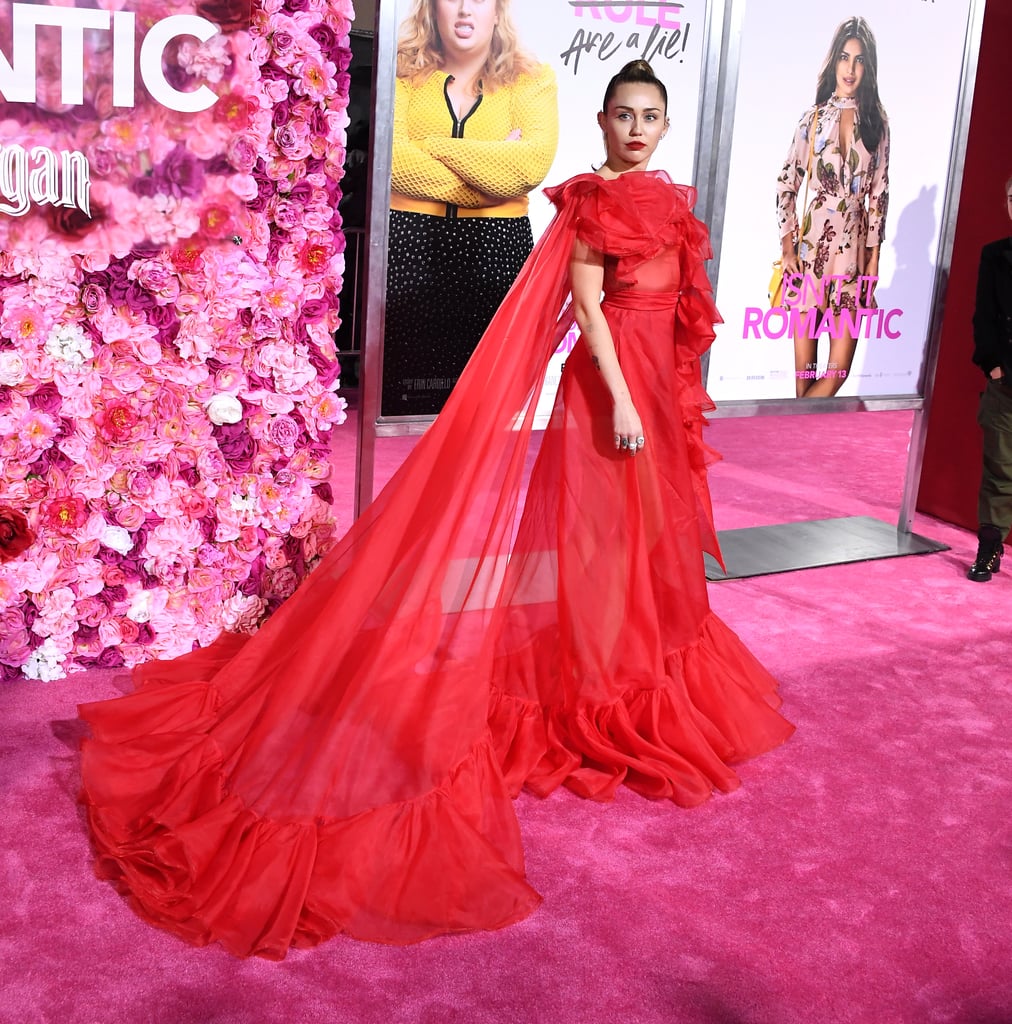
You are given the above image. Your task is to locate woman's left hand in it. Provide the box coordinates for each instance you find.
[862,247,880,305]
[613,400,645,457]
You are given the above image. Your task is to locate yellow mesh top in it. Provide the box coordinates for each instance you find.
[391,64,559,212]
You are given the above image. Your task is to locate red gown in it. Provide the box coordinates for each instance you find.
[79,171,794,959]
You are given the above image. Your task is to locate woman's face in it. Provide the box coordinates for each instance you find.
[435,0,499,63]
[834,37,865,98]
[1006,184,1012,224]
[597,83,668,172]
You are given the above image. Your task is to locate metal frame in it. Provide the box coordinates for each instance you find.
[354,0,985,533]
[699,0,984,540]
[897,0,986,530]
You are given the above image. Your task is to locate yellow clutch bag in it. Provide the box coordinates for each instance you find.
[769,260,784,307]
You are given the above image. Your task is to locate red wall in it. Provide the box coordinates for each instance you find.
[917,0,1012,530]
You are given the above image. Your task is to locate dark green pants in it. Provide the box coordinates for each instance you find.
[977,378,1012,534]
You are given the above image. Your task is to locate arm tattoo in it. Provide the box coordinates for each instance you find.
[592,355,601,371]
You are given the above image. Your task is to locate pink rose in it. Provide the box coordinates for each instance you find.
[268,414,300,449]
[40,496,88,533]
[266,566,299,599]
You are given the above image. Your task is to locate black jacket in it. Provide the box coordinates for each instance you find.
[972,236,1012,377]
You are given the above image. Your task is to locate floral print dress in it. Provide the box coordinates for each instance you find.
[776,95,889,313]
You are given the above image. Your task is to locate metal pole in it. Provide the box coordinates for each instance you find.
[354,0,398,517]
[898,0,985,533]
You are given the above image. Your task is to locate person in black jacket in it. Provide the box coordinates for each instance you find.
[968,173,1012,581]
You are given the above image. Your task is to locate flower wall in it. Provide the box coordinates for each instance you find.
[0,0,355,681]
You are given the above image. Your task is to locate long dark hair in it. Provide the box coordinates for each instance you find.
[814,16,886,153]
[602,59,668,113]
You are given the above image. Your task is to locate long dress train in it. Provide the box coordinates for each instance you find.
[78,170,794,958]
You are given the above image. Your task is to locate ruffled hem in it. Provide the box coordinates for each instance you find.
[79,680,541,958]
[489,611,794,805]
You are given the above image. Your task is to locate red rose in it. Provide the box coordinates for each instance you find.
[0,507,35,563]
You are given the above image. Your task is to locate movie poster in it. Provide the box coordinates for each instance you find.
[380,0,708,421]
[705,0,974,402]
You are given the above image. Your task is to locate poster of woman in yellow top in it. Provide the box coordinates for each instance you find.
[382,0,559,417]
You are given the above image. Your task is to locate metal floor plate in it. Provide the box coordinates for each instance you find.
[704,516,949,581]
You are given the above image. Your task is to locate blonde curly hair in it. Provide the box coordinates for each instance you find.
[396,0,539,92]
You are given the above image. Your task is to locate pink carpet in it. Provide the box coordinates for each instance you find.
[2,410,1010,1024]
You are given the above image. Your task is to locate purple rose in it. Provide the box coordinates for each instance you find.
[240,561,264,595]
[75,624,101,645]
[334,46,352,72]
[267,233,286,263]
[287,179,313,204]
[300,298,329,323]
[272,29,295,55]
[96,646,126,668]
[315,481,334,504]
[135,146,206,200]
[272,98,292,128]
[214,422,256,472]
[284,0,309,11]
[308,23,337,51]
[29,382,61,414]
[196,0,250,32]
[80,283,105,314]
[123,281,157,312]
[204,155,232,176]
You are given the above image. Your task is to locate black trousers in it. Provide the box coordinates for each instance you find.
[977,378,1012,535]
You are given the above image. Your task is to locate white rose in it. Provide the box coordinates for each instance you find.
[127,590,153,623]
[44,323,93,366]
[101,524,134,555]
[205,393,243,425]
[0,350,27,386]
[23,639,66,682]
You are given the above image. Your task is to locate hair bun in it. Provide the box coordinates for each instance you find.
[619,59,655,76]
[601,59,667,112]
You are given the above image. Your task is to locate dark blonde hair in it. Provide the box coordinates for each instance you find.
[396,0,538,91]
[815,16,886,152]
[602,59,667,113]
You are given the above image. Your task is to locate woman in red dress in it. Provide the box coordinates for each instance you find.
[79,60,794,958]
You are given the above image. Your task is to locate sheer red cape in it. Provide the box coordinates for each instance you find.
[79,172,793,958]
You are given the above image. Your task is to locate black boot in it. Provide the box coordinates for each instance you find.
[967,524,1003,582]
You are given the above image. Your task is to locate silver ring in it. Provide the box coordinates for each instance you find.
[620,438,629,448]
[635,436,645,447]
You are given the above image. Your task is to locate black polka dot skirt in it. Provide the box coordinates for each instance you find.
[381,210,534,417]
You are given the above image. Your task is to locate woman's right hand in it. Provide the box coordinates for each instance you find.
[781,236,800,276]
